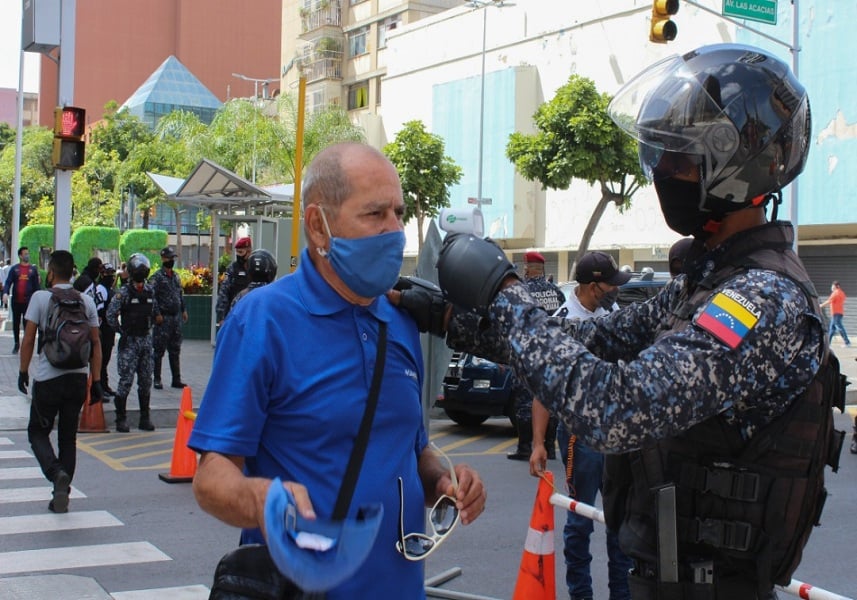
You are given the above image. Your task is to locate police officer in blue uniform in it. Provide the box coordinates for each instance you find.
[150,247,188,390]
[396,44,845,599]
[216,236,252,325]
[507,250,565,461]
[107,253,158,432]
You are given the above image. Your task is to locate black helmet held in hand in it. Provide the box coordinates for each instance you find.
[608,43,810,238]
[247,249,278,283]
[127,253,151,283]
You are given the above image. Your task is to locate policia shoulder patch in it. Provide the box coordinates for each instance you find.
[694,289,761,350]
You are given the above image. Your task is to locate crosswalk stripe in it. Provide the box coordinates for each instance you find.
[0,486,86,504]
[111,584,210,599]
[0,466,42,480]
[0,541,172,575]
[0,450,32,459]
[0,510,122,535]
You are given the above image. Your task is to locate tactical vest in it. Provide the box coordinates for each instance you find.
[121,284,154,336]
[229,262,250,304]
[604,223,846,596]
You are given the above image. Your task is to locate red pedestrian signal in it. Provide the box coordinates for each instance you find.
[52,106,86,170]
[650,0,678,43]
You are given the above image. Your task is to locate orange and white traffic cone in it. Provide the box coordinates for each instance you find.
[78,374,109,433]
[512,471,556,600]
[158,386,197,483]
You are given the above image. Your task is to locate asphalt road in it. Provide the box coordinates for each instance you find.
[2,414,857,599]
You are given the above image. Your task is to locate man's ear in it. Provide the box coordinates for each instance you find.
[304,204,328,250]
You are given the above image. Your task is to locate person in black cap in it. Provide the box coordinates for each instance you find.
[150,247,188,390]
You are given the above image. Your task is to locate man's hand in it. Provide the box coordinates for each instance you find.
[449,464,487,526]
[18,371,29,395]
[389,277,448,337]
[90,380,104,404]
[436,234,518,313]
[182,311,189,323]
[154,315,164,325]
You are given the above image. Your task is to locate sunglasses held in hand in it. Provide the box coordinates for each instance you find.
[396,443,460,561]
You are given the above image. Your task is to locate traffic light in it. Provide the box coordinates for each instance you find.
[52,106,86,170]
[650,0,678,43]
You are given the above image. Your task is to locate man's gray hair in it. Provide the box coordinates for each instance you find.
[301,143,389,214]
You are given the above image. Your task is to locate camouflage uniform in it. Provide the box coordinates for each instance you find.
[229,281,268,313]
[106,282,158,431]
[447,223,830,596]
[215,258,250,323]
[508,275,565,458]
[149,267,186,387]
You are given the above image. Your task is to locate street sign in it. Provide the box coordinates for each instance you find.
[467,197,493,205]
[723,0,777,25]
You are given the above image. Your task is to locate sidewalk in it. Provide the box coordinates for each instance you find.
[0,305,215,431]
[2,306,857,432]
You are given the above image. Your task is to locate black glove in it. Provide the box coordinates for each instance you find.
[18,371,29,395]
[393,276,449,337]
[90,380,104,404]
[436,233,518,313]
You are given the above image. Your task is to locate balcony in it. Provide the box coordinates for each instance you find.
[299,0,342,36]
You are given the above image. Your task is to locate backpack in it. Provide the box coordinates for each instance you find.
[42,287,92,369]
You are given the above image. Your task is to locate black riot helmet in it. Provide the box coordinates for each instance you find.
[247,249,278,283]
[608,43,810,238]
[127,253,151,283]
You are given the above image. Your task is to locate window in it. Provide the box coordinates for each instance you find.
[378,14,401,49]
[348,25,369,57]
[347,82,369,110]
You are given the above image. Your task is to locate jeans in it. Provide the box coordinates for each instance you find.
[11,301,27,347]
[828,313,851,345]
[558,423,632,600]
[28,373,88,483]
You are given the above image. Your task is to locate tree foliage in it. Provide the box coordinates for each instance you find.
[383,120,461,253]
[506,75,646,277]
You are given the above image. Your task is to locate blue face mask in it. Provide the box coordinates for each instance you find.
[319,207,406,298]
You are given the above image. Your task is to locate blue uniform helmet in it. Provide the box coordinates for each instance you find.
[127,253,151,283]
[247,249,278,283]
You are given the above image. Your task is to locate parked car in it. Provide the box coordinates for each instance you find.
[436,270,672,427]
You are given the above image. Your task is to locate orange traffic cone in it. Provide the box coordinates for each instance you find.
[158,386,198,483]
[78,374,109,433]
[512,471,556,600]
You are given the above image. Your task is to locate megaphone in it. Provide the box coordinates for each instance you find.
[438,206,484,237]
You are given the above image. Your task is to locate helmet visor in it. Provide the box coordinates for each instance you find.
[608,53,738,182]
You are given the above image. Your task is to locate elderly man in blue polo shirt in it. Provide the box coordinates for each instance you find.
[189,142,486,599]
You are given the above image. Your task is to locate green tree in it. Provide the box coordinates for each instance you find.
[383,120,461,254]
[506,75,645,278]
[0,123,16,154]
[0,126,54,250]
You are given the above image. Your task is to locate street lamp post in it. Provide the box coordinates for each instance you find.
[231,73,278,183]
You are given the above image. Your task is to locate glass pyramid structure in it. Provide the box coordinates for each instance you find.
[121,55,222,128]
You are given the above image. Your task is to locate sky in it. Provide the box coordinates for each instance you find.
[1,1,43,93]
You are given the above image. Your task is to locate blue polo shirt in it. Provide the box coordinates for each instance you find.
[189,249,428,599]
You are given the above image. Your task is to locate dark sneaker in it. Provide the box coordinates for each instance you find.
[153,381,164,390]
[138,418,155,431]
[170,381,187,389]
[12,344,19,354]
[116,419,130,433]
[50,470,71,513]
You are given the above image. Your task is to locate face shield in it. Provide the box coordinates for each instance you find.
[607,53,740,187]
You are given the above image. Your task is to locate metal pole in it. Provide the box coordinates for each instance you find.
[790,0,800,250]
[12,46,24,261]
[476,7,487,204]
[290,73,306,273]
[54,0,76,252]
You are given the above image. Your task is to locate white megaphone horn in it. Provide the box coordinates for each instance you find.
[438,206,484,237]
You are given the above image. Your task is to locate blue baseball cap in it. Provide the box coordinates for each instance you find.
[264,478,384,593]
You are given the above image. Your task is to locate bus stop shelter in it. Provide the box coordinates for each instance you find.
[149,158,299,344]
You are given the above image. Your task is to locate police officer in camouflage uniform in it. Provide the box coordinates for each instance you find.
[150,247,188,390]
[396,44,844,598]
[507,250,565,461]
[107,253,158,433]
[215,236,252,325]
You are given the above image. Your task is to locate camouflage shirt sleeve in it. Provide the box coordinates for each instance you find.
[106,289,124,330]
[215,264,235,321]
[447,271,823,453]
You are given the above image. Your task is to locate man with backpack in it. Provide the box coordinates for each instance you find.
[18,250,103,514]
